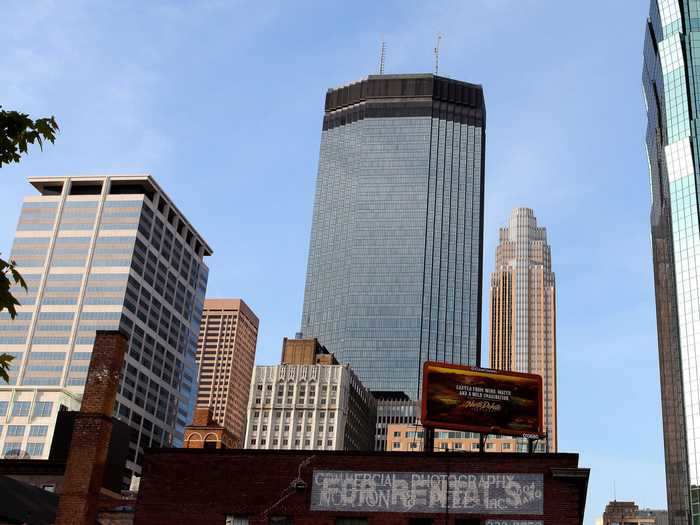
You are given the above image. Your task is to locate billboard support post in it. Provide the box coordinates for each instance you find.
[478,433,487,453]
[423,426,434,454]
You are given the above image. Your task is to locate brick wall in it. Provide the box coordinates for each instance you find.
[134,449,589,525]
[55,330,127,525]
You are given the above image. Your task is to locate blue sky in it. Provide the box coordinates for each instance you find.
[1,0,657,521]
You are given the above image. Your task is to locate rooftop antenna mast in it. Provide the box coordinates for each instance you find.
[434,33,442,75]
[379,38,386,75]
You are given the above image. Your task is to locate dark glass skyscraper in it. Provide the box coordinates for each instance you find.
[643,2,700,523]
[300,74,485,398]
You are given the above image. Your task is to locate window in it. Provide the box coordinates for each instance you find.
[12,401,30,417]
[486,443,494,450]
[502,442,511,450]
[250,439,256,445]
[393,431,400,437]
[7,425,25,437]
[269,518,292,525]
[29,425,48,437]
[471,443,479,450]
[225,517,249,525]
[392,442,401,449]
[0,401,7,416]
[26,443,44,457]
[327,440,333,446]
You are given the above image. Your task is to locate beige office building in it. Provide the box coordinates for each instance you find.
[489,207,557,452]
[195,299,259,446]
[385,423,518,453]
[244,338,376,451]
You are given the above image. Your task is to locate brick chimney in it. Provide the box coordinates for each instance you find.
[55,330,127,525]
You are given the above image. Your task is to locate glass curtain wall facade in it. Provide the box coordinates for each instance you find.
[300,74,486,398]
[0,175,210,483]
[644,2,700,523]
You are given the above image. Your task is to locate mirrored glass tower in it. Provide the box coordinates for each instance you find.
[300,74,486,398]
[644,2,700,523]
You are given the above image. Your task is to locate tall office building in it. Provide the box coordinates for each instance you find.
[488,208,557,452]
[643,2,700,523]
[194,298,259,446]
[0,175,210,482]
[300,74,486,397]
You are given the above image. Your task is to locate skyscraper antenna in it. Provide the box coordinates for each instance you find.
[379,39,386,75]
[434,33,442,75]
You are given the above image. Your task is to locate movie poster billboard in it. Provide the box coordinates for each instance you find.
[421,362,543,437]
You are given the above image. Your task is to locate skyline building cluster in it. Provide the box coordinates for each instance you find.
[0,73,559,506]
[2,3,692,521]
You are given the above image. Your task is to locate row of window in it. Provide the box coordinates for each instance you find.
[0,401,53,417]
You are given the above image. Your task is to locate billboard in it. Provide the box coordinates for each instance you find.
[421,362,543,437]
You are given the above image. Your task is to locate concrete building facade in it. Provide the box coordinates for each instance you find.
[244,339,376,451]
[372,391,417,452]
[489,207,557,452]
[0,175,211,484]
[195,298,258,445]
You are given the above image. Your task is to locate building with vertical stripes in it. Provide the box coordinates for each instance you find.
[299,74,486,398]
[194,298,259,446]
[0,175,210,484]
[488,207,557,452]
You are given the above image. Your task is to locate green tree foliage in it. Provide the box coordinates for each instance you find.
[0,106,58,383]
[0,106,58,167]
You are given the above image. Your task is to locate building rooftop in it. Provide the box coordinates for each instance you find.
[27,174,213,256]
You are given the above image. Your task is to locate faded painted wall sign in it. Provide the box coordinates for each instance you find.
[310,470,544,515]
[485,521,544,525]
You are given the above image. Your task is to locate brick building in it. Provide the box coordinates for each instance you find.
[600,500,668,525]
[184,406,237,449]
[195,299,259,446]
[134,449,589,524]
[385,423,518,453]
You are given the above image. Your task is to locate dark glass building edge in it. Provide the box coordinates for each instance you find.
[323,74,485,130]
[643,2,693,523]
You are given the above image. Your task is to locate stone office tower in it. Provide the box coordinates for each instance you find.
[0,175,210,483]
[489,208,557,452]
[300,74,486,398]
[194,299,259,446]
[643,1,700,523]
